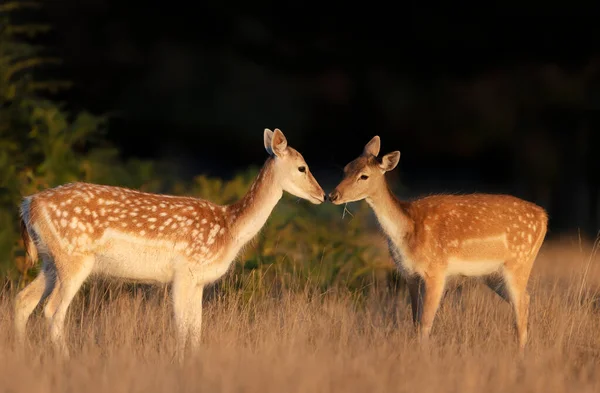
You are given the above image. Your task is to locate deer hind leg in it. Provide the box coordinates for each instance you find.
[502,260,534,353]
[483,274,510,303]
[172,269,205,362]
[43,254,94,359]
[14,260,56,345]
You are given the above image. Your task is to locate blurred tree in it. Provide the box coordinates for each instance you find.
[0,3,161,282]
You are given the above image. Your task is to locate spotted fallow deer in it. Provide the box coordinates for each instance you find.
[328,136,548,351]
[15,128,325,359]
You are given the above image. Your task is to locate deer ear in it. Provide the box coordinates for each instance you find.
[379,151,400,172]
[271,128,288,157]
[363,135,381,156]
[264,128,275,155]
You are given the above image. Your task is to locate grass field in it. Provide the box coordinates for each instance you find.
[0,237,599,393]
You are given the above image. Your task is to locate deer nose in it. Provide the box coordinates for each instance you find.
[328,190,340,203]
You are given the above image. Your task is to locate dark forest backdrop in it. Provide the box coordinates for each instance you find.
[35,2,600,234]
[2,1,600,280]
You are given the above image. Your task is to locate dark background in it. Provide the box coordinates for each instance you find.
[26,1,600,237]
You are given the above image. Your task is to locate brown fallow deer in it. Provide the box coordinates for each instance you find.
[328,136,548,352]
[15,128,325,360]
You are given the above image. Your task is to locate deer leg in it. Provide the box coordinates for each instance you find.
[419,274,446,342]
[483,274,510,303]
[172,271,204,362]
[502,263,533,354]
[188,284,204,353]
[15,260,56,341]
[407,276,424,326]
[14,264,55,346]
[504,227,543,355]
[44,255,94,359]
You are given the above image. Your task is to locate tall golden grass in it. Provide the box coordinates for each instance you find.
[1,236,599,393]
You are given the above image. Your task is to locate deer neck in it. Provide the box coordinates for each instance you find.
[228,158,282,246]
[366,182,414,243]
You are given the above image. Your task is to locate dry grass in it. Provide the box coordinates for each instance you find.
[1,238,600,393]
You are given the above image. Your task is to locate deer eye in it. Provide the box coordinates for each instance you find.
[298,166,306,173]
[360,174,369,180]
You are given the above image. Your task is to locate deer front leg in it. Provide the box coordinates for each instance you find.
[407,276,424,326]
[172,271,204,362]
[172,271,197,362]
[188,284,204,352]
[419,273,446,343]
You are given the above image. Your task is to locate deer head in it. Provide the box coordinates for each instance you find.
[328,135,400,205]
[264,128,325,204]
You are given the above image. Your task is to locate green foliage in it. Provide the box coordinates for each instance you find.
[0,6,159,280]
